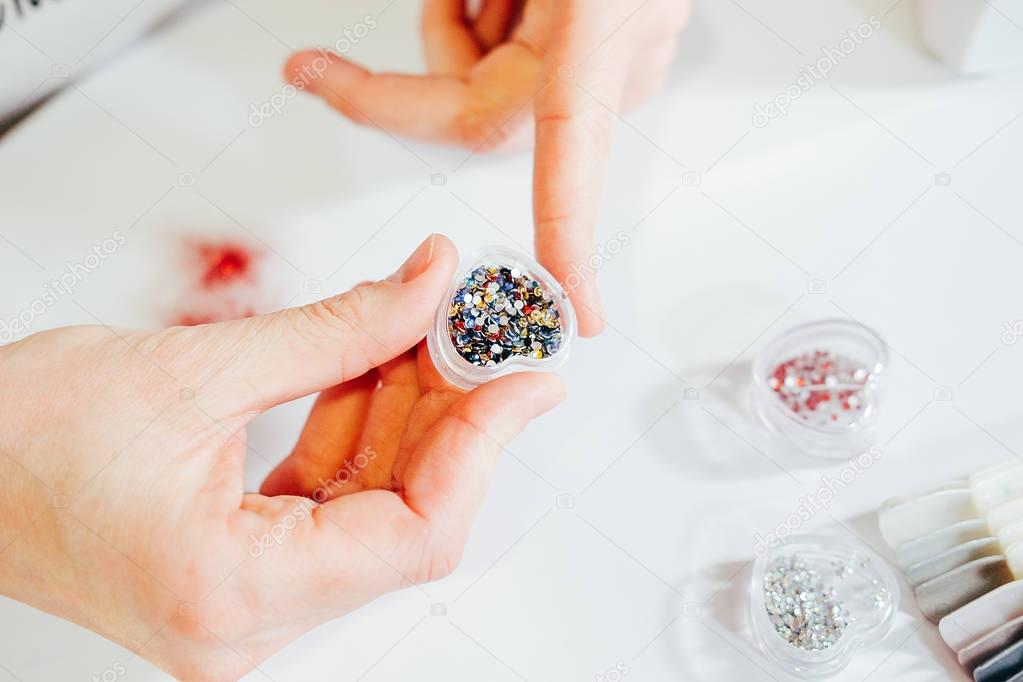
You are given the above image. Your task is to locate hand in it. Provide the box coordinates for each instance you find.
[0,235,564,680]
[287,0,690,337]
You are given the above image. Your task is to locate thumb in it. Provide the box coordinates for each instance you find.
[199,234,457,415]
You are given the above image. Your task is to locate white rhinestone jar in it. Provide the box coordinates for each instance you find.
[750,535,899,678]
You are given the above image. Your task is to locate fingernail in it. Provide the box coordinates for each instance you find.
[390,234,436,283]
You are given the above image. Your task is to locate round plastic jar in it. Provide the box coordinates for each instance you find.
[426,246,577,390]
[750,535,899,679]
[751,319,888,459]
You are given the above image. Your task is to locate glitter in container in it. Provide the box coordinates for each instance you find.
[769,350,872,429]
[427,247,576,390]
[447,265,563,367]
[752,320,888,459]
[750,536,899,679]
[763,554,850,652]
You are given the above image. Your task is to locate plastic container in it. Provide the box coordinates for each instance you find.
[426,246,576,390]
[751,319,888,459]
[750,535,899,679]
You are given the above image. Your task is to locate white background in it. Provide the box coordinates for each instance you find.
[0,0,193,119]
[2,0,1023,680]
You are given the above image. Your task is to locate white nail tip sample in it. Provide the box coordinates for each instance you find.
[896,520,989,569]
[1007,540,1023,579]
[879,489,978,549]
[877,463,1023,674]
[915,556,1013,623]
[883,480,970,511]
[971,462,1023,514]
[904,538,1001,587]
[989,499,1023,534]
[939,580,1023,651]
[1000,521,1023,553]
[958,614,1023,673]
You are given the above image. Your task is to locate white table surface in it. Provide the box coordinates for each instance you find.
[2,0,1023,680]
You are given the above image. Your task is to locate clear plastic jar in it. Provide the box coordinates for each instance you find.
[750,535,899,679]
[751,319,888,459]
[426,246,577,390]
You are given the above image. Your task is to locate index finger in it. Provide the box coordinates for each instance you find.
[532,6,629,337]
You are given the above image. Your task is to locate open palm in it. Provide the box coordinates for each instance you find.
[0,235,563,680]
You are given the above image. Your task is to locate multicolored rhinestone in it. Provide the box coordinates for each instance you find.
[447,264,563,367]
